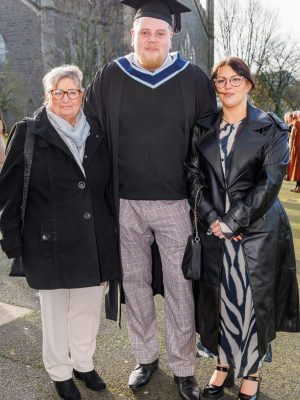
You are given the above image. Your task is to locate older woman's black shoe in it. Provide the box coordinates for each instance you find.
[73,369,106,391]
[53,378,81,400]
[237,375,260,400]
[203,366,234,398]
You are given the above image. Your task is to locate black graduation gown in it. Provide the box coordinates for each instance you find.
[84,59,217,295]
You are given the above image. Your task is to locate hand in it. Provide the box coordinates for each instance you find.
[231,235,243,242]
[210,219,225,239]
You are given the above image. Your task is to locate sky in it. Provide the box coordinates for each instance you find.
[207,0,300,43]
[251,0,300,43]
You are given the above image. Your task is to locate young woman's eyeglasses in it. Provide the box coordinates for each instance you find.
[213,76,244,89]
[49,89,82,100]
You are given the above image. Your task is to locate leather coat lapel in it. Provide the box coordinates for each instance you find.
[227,124,269,186]
[197,128,225,188]
[196,113,225,188]
[227,104,273,186]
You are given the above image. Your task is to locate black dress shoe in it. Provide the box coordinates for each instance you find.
[53,378,81,400]
[203,366,235,398]
[128,359,158,389]
[73,369,106,391]
[174,375,201,400]
[237,375,260,400]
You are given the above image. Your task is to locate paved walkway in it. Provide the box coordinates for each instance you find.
[0,182,299,399]
[0,302,32,325]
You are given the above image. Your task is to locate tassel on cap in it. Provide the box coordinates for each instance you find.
[173,14,181,33]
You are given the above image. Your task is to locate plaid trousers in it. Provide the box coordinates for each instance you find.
[119,199,196,377]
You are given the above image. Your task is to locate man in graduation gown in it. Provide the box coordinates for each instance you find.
[84,1,216,399]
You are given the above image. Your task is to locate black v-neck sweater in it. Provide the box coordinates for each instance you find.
[119,75,186,200]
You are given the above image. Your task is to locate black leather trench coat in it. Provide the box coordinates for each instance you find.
[0,108,121,319]
[185,103,300,358]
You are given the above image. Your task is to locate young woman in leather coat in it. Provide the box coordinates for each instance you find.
[185,57,299,400]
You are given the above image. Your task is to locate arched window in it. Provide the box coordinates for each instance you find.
[0,33,7,65]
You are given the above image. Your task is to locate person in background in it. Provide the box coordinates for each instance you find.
[283,111,293,126]
[283,111,293,146]
[186,57,299,400]
[84,0,216,399]
[0,65,121,400]
[286,111,300,192]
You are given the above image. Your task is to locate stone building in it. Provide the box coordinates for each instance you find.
[0,0,214,126]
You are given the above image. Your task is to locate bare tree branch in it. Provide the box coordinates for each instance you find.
[215,0,300,115]
[47,0,124,86]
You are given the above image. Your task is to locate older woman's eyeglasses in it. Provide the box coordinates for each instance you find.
[213,76,244,89]
[49,89,82,100]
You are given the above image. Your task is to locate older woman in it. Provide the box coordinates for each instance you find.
[0,65,121,400]
[185,57,299,400]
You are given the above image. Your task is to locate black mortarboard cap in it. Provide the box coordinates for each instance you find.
[121,0,191,33]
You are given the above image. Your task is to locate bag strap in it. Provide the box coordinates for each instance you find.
[193,184,204,242]
[21,118,35,228]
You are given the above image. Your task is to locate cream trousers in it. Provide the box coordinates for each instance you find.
[39,284,105,381]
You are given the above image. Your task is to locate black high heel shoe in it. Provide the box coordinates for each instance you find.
[203,366,235,398]
[237,375,261,400]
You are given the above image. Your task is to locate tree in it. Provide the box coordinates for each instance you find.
[284,80,300,111]
[50,0,124,87]
[215,0,279,73]
[253,39,300,115]
[215,0,300,115]
[0,67,23,122]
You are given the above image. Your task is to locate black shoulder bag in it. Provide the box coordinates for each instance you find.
[182,185,203,281]
[9,118,35,277]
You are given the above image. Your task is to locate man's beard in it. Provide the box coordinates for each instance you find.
[137,52,166,71]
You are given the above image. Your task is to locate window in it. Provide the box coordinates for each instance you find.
[0,33,7,65]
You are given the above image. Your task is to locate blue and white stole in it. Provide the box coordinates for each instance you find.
[114,52,189,89]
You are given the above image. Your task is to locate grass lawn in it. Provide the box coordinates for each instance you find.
[279,181,300,281]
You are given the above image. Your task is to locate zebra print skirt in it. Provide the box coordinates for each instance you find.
[215,239,262,378]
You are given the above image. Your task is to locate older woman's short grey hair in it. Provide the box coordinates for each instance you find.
[42,65,83,104]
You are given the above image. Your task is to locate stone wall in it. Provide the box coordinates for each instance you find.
[0,0,44,124]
